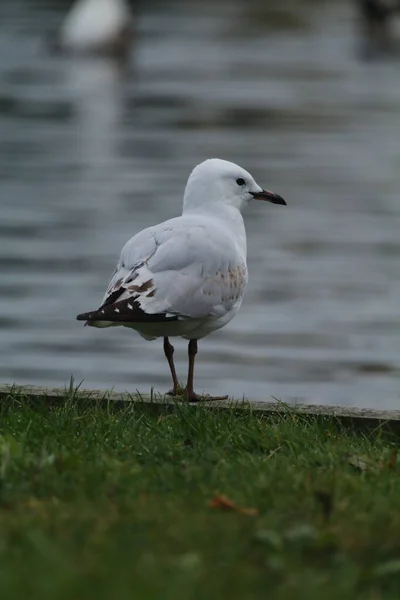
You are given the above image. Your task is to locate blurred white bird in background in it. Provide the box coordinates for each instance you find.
[58,0,133,57]
[77,159,286,401]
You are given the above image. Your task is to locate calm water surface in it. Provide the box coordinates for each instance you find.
[1,0,400,408]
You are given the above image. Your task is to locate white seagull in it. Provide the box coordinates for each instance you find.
[58,0,133,57]
[77,159,286,401]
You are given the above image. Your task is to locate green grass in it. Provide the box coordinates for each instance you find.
[0,392,400,599]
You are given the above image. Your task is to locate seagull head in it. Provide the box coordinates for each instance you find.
[182,158,286,214]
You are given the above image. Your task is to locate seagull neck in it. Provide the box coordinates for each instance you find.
[184,202,247,253]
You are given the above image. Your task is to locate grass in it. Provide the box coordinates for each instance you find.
[0,392,400,599]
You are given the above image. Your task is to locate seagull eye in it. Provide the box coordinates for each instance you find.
[236,178,245,186]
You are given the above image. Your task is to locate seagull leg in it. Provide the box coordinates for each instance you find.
[185,339,228,402]
[185,339,198,400]
[163,337,179,396]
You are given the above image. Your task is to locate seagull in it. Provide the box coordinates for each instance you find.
[77,159,286,401]
[57,0,133,57]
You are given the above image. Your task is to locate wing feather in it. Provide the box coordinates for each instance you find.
[80,215,248,324]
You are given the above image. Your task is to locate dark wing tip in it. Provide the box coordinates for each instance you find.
[77,312,93,321]
[76,299,178,324]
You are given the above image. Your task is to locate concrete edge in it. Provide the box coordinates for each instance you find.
[0,383,399,425]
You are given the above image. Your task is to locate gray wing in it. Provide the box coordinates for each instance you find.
[98,216,247,321]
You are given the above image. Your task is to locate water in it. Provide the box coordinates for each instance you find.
[1,0,400,408]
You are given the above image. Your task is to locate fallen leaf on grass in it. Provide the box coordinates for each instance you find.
[348,455,380,473]
[349,449,399,473]
[209,494,258,516]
